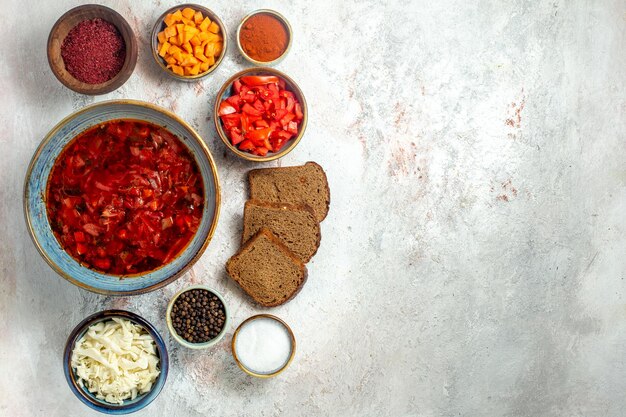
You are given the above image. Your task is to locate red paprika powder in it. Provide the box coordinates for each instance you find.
[239,13,289,62]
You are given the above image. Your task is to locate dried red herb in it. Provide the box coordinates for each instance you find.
[61,18,126,84]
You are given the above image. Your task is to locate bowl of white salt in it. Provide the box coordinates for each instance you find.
[231,314,296,378]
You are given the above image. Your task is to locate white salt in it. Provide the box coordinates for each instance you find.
[234,317,293,375]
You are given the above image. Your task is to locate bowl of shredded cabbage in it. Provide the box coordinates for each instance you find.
[63,310,169,414]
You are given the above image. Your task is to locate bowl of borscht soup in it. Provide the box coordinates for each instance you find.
[24,100,220,295]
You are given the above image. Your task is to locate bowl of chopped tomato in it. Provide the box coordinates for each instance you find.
[24,100,220,295]
[214,68,307,161]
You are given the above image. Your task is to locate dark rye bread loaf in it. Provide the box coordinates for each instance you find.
[242,200,321,263]
[248,161,330,222]
[226,228,308,307]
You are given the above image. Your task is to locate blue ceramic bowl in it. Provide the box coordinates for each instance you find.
[24,100,220,295]
[64,310,169,414]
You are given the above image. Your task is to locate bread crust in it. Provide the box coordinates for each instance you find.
[304,161,331,221]
[226,228,308,307]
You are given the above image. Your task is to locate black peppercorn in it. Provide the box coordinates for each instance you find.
[170,288,226,343]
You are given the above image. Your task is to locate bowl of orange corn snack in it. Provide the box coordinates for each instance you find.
[151,4,227,81]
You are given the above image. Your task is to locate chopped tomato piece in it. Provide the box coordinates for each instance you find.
[246,127,272,142]
[269,136,285,152]
[241,113,250,133]
[252,99,265,112]
[280,90,295,99]
[285,96,295,112]
[226,95,242,109]
[239,84,250,96]
[269,121,281,131]
[274,130,294,141]
[295,103,304,120]
[253,87,270,101]
[280,112,295,127]
[253,147,269,156]
[220,113,241,131]
[242,103,263,117]
[274,109,288,121]
[267,83,280,99]
[229,128,245,145]
[241,91,256,103]
[238,140,255,151]
[287,121,298,134]
[218,101,237,116]
[240,75,280,86]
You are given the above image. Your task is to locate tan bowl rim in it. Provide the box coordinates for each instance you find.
[213,67,308,162]
[150,3,228,81]
[165,284,230,349]
[46,4,138,95]
[236,9,293,66]
[22,99,221,296]
[231,314,296,378]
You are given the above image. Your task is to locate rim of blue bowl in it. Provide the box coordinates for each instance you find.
[63,310,169,415]
[23,99,221,296]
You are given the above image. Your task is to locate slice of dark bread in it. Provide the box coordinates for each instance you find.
[242,200,321,263]
[248,161,330,222]
[226,228,308,307]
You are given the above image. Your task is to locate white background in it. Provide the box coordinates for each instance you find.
[1,1,625,416]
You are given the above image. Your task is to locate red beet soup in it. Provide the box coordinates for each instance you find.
[46,120,204,275]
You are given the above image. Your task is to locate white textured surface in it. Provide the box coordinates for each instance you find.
[0,1,625,416]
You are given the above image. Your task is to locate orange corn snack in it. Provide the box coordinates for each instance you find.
[157,8,223,76]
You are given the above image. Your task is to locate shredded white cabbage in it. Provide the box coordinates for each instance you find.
[71,317,161,404]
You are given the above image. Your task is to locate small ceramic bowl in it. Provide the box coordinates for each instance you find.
[47,4,138,95]
[151,4,227,81]
[166,285,229,349]
[231,314,296,378]
[236,9,293,66]
[64,310,169,414]
[213,67,308,162]
[23,100,221,295]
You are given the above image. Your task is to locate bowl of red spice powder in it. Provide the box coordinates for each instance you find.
[47,4,138,95]
[237,9,292,66]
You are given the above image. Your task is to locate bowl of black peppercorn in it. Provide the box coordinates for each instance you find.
[166,285,229,349]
